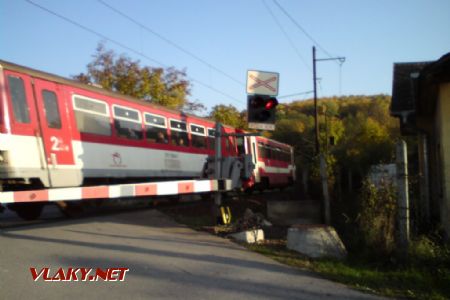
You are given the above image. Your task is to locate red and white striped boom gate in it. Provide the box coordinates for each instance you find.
[0,179,232,204]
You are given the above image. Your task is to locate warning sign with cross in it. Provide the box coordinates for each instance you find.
[246,70,279,96]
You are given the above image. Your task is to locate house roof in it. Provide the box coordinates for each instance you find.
[390,61,431,117]
[416,52,450,116]
[390,52,450,135]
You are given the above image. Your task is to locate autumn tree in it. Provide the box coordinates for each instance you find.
[73,43,192,111]
[270,95,399,194]
[209,104,246,128]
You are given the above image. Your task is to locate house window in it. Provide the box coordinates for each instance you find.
[144,113,168,144]
[73,95,111,136]
[170,119,188,147]
[190,124,206,149]
[7,75,30,124]
[113,105,142,140]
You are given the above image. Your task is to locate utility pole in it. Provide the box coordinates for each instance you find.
[312,46,345,155]
[312,46,345,226]
[396,140,410,254]
[312,46,319,155]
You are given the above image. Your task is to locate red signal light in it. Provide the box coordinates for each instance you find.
[265,98,278,110]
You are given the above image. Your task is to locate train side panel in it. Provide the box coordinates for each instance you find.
[62,84,214,183]
[0,68,52,187]
[247,136,295,189]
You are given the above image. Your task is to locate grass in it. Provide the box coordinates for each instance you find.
[159,199,450,300]
[245,240,450,300]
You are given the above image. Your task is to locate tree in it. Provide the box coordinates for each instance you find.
[182,100,207,115]
[209,104,246,128]
[73,43,191,110]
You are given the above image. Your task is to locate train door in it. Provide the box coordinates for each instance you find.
[2,70,51,187]
[247,136,260,182]
[32,78,78,187]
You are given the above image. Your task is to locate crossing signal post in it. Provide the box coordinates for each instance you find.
[247,94,278,131]
[246,70,280,131]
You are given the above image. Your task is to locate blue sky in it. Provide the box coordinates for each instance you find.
[1,0,449,112]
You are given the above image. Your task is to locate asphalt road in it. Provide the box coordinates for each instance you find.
[0,208,383,300]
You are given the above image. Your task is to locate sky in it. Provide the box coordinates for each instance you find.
[1,0,449,113]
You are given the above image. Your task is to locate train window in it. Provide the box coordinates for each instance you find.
[258,142,266,159]
[42,90,61,129]
[170,119,188,147]
[285,150,291,162]
[144,113,168,144]
[266,146,272,159]
[272,148,278,160]
[170,120,187,131]
[113,105,142,140]
[208,129,215,150]
[7,75,30,124]
[73,96,111,136]
[236,137,245,155]
[190,124,206,149]
[274,148,282,161]
[144,113,166,127]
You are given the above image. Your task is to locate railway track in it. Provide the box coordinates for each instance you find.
[0,188,299,229]
[0,193,207,228]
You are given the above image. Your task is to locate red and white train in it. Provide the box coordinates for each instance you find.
[0,60,295,218]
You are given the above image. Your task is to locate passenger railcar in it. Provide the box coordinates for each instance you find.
[242,134,296,191]
[0,60,239,190]
[0,59,295,218]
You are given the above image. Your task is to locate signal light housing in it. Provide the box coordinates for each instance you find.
[247,94,278,126]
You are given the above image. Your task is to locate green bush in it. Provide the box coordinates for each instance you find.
[358,179,397,256]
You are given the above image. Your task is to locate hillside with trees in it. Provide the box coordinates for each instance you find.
[272,95,399,192]
[209,95,399,195]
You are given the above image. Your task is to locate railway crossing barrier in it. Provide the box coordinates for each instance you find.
[0,179,232,204]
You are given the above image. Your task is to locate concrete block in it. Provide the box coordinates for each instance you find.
[287,225,347,260]
[230,229,264,244]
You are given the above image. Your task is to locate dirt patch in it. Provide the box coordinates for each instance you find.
[159,191,296,240]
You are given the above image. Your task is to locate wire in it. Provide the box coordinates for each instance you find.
[272,0,337,63]
[25,0,166,66]
[261,0,312,72]
[97,0,245,87]
[278,90,313,99]
[339,62,343,95]
[24,0,244,104]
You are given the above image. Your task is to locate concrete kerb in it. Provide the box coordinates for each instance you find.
[287,224,347,260]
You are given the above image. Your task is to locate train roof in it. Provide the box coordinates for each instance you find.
[0,59,235,130]
[256,135,293,149]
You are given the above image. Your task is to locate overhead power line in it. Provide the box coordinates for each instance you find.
[97,0,245,87]
[24,0,243,104]
[272,0,337,62]
[261,0,312,72]
[277,90,313,99]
